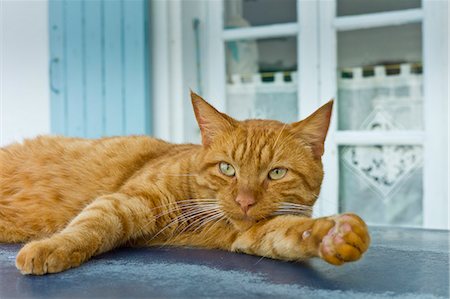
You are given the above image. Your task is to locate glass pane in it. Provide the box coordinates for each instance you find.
[225,37,297,122]
[339,145,423,226]
[337,0,421,16]
[337,24,423,130]
[224,0,296,29]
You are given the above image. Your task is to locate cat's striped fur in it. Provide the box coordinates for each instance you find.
[0,92,370,275]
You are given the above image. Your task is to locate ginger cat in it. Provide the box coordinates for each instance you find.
[0,92,370,275]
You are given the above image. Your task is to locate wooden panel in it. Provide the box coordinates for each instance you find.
[49,0,66,135]
[65,0,85,137]
[49,0,151,137]
[123,0,150,135]
[103,0,124,136]
[84,0,103,138]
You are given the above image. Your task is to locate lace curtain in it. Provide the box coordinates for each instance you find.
[338,64,423,226]
[226,72,298,123]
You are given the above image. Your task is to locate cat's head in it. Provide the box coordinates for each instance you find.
[191,92,333,230]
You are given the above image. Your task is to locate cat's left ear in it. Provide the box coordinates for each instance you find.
[191,91,236,147]
[290,100,334,159]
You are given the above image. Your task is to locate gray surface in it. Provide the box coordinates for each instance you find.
[0,227,449,299]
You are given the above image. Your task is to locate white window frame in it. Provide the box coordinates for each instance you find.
[203,0,324,116]
[153,0,449,229]
[319,0,449,229]
[151,0,185,143]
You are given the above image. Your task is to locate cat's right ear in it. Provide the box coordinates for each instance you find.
[290,100,333,159]
[191,91,236,147]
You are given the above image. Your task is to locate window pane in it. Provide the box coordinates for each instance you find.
[225,37,297,122]
[224,0,296,29]
[337,24,423,130]
[339,145,423,226]
[337,0,421,17]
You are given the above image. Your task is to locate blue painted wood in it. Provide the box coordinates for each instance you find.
[49,0,151,138]
[124,0,150,135]
[49,0,66,135]
[84,0,103,138]
[103,0,124,136]
[65,0,85,137]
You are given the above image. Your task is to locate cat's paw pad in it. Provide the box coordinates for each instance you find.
[16,239,83,275]
[318,213,370,265]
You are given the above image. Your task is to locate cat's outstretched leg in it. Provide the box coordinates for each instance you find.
[231,213,370,265]
[15,193,157,275]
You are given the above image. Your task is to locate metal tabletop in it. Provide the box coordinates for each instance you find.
[0,227,449,299]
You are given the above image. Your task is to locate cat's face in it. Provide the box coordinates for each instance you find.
[191,92,333,230]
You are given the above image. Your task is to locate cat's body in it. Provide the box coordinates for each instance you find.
[0,135,193,242]
[0,93,370,275]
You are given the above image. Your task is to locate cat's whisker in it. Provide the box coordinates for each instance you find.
[149,215,185,242]
[275,209,311,214]
[277,206,311,211]
[272,213,310,218]
[272,202,313,217]
[156,211,221,248]
[147,203,215,224]
[279,202,313,211]
[178,212,220,235]
[196,208,223,222]
[160,174,199,177]
[279,201,313,208]
[133,206,185,238]
[176,210,219,229]
[178,205,220,219]
[267,129,302,169]
[254,254,269,266]
[272,210,312,217]
[276,209,311,215]
[202,214,226,236]
[151,202,216,215]
[272,123,287,150]
[277,207,312,212]
[136,200,215,219]
[155,209,217,239]
[193,212,224,233]
[133,199,219,237]
[175,199,218,204]
[280,209,310,213]
[135,199,219,220]
[169,209,222,240]
[278,205,311,211]
[150,204,219,242]
[177,208,221,230]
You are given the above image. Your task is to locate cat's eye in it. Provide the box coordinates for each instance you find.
[219,162,236,177]
[268,168,287,180]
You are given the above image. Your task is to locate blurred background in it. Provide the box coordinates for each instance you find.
[1,0,448,229]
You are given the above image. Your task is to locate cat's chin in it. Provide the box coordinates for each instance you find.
[229,215,258,231]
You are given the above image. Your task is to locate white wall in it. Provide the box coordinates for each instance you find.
[1,0,50,147]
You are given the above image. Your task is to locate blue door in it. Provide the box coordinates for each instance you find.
[49,0,151,138]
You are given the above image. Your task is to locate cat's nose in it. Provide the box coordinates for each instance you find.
[235,190,256,214]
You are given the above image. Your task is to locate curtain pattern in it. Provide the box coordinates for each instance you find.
[338,64,423,226]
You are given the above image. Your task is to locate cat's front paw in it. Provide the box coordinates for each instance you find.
[16,238,85,275]
[315,213,370,265]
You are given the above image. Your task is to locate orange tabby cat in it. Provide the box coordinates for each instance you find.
[0,92,370,275]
